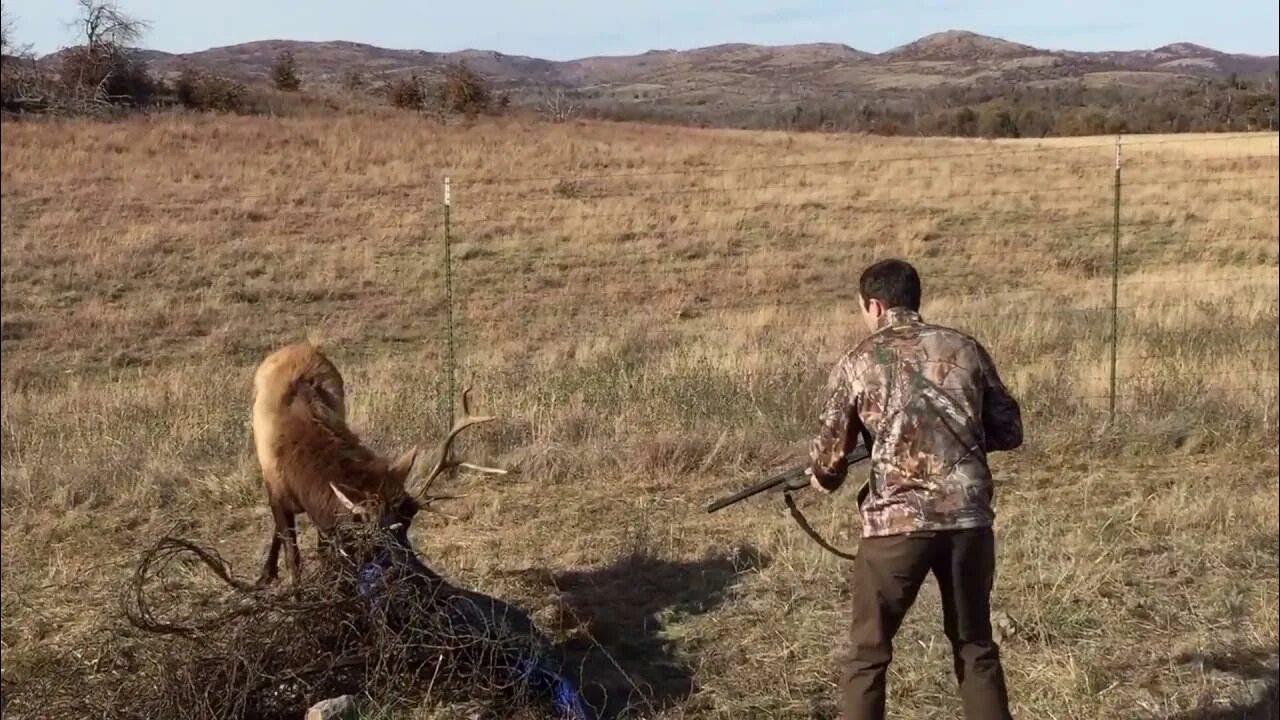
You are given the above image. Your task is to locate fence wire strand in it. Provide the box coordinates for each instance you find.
[428,138,1280,422]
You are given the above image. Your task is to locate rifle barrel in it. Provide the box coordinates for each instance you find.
[705,467,802,513]
[703,444,872,514]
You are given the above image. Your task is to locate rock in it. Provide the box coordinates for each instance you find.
[1241,678,1277,708]
[991,610,1019,644]
[306,694,357,720]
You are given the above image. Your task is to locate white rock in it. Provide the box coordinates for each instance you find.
[306,694,357,720]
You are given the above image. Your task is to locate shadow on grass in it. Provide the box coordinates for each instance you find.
[502,544,770,719]
[1164,647,1279,720]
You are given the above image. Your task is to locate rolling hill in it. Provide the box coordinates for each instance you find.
[31,30,1279,130]
[41,29,1277,89]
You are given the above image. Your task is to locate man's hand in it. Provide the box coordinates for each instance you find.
[807,468,832,494]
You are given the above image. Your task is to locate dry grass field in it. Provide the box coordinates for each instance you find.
[1,114,1277,719]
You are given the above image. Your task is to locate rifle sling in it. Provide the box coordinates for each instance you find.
[782,491,859,561]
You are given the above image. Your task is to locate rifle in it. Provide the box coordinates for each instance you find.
[705,441,873,561]
[705,442,871,514]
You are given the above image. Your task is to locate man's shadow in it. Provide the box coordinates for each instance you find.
[500,543,770,719]
[1163,648,1278,720]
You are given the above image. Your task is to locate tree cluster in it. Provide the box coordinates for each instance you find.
[2,3,511,120]
[270,50,300,92]
[172,65,247,112]
[3,1,179,114]
[582,73,1279,138]
[380,62,508,119]
[3,0,158,114]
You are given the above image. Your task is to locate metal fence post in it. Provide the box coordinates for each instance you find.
[1108,136,1122,423]
[443,176,456,425]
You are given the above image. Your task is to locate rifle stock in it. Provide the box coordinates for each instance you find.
[705,443,871,514]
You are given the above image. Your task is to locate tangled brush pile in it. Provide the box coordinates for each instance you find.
[3,524,595,720]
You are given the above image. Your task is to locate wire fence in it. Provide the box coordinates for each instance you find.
[432,133,1279,439]
[2,132,1275,443]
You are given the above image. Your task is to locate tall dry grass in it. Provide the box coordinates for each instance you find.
[1,115,1277,719]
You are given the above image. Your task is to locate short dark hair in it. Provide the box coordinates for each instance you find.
[859,258,921,311]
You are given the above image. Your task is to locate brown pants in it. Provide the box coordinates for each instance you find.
[840,527,1012,720]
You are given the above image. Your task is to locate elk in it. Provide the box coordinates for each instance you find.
[251,341,507,587]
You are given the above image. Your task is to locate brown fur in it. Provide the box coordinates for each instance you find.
[251,341,417,586]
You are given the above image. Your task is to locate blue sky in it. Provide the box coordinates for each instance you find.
[4,0,1277,58]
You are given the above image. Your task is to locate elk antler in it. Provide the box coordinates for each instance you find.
[417,387,509,496]
[331,482,358,511]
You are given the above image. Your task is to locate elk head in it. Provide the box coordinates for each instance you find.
[329,386,509,544]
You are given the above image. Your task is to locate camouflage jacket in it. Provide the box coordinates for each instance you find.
[808,308,1022,538]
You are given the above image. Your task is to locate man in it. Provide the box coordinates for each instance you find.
[805,258,1022,720]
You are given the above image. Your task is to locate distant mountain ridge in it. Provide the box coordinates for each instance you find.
[39,29,1277,85]
[33,29,1279,133]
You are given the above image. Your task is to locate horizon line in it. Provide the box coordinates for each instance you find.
[27,29,1280,62]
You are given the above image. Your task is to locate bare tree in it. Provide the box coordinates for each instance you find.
[68,0,149,54]
[2,8,49,113]
[1,7,13,56]
[60,0,155,107]
[1,6,36,59]
[540,89,579,123]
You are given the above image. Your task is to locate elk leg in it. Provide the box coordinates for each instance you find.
[256,505,292,587]
[281,512,302,586]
